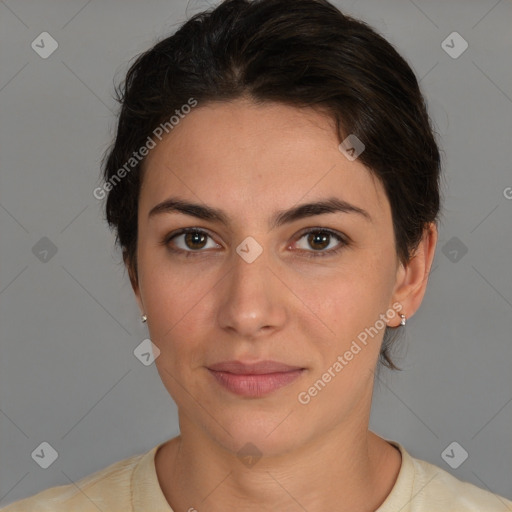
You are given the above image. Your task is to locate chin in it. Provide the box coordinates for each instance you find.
[203,406,315,460]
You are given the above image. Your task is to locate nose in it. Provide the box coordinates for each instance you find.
[216,246,288,340]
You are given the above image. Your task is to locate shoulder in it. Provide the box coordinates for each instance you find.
[0,448,149,512]
[412,455,512,511]
[382,441,512,512]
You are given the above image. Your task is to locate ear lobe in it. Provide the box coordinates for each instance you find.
[391,223,438,320]
[124,250,144,313]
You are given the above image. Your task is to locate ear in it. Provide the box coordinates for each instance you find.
[124,250,144,314]
[390,223,438,325]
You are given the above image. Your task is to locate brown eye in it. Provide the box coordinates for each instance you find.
[294,229,347,257]
[307,231,331,251]
[183,231,208,250]
[165,228,220,254]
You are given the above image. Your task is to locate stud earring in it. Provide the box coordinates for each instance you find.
[141,314,147,323]
[399,314,406,326]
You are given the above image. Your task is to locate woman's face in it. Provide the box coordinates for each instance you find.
[132,98,418,456]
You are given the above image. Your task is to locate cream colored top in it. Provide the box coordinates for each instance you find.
[2,440,511,511]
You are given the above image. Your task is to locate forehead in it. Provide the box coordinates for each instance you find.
[140,99,389,224]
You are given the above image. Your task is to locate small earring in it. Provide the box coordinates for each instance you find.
[399,314,406,326]
[141,314,147,323]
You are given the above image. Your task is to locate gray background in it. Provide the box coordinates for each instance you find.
[1,0,511,507]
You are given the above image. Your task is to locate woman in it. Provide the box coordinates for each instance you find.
[3,0,511,510]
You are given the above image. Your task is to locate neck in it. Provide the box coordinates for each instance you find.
[156,419,401,512]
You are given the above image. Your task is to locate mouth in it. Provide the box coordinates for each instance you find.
[207,360,306,398]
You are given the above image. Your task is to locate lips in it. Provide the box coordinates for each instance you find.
[207,360,303,374]
[207,360,305,397]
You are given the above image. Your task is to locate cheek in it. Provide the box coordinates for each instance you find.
[305,251,395,344]
[137,247,212,351]
[139,259,213,405]
[296,262,394,409]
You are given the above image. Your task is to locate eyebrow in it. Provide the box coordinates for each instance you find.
[148,196,372,229]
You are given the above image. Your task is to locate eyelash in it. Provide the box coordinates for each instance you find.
[161,227,349,259]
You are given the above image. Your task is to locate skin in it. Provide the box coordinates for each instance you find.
[128,97,437,512]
